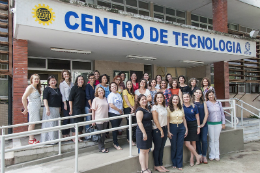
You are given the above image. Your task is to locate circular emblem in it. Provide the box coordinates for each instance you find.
[245,42,250,51]
[32,4,55,25]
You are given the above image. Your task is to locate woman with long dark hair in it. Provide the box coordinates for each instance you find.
[131,72,139,92]
[135,79,152,107]
[123,80,136,146]
[169,79,182,103]
[188,78,199,97]
[22,74,42,144]
[114,75,124,94]
[69,75,86,142]
[165,73,172,89]
[136,94,153,173]
[201,77,215,98]
[167,94,188,170]
[149,79,157,106]
[59,70,73,138]
[95,74,110,98]
[155,75,162,89]
[194,88,209,164]
[158,80,172,106]
[41,75,62,143]
[152,92,168,172]
[178,75,189,93]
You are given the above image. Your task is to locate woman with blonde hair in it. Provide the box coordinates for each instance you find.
[183,93,201,166]
[91,87,109,153]
[22,74,42,144]
[59,70,73,138]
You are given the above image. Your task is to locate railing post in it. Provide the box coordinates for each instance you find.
[259,111,260,137]
[241,102,243,126]
[74,124,79,173]
[58,119,61,155]
[230,101,234,128]
[1,129,5,173]
[233,100,237,129]
[129,114,132,157]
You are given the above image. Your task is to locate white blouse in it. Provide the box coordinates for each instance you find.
[59,81,74,102]
[152,104,168,129]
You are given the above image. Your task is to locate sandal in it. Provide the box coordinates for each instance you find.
[29,139,35,145]
[178,168,183,171]
[34,138,40,144]
[141,169,149,173]
[99,148,109,153]
[113,144,123,150]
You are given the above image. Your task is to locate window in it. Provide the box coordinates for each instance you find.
[48,59,70,70]
[126,7,138,14]
[228,23,238,31]
[191,14,212,30]
[112,0,123,3]
[154,5,186,24]
[72,61,91,70]
[139,1,148,10]
[126,0,137,7]
[28,58,46,69]
[112,4,124,10]
[97,1,111,8]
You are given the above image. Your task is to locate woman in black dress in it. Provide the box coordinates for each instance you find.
[136,94,153,173]
[178,75,189,93]
[69,75,86,142]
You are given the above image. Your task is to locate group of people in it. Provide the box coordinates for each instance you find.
[22,70,225,172]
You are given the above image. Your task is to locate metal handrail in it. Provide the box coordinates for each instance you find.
[233,98,260,111]
[1,113,135,173]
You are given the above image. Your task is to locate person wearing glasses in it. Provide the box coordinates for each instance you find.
[85,73,96,140]
[88,70,100,86]
[114,75,124,95]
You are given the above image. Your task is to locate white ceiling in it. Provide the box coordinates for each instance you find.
[16,25,248,68]
[152,0,260,29]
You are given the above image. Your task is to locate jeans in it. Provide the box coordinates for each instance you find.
[169,123,185,168]
[62,101,70,135]
[208,124,222,159]
[196,124,208,157]
[152,126,168,166]
[96,122,108,151]
[108,112,122,146]
[124,108,136,141]
[85,107,92,139]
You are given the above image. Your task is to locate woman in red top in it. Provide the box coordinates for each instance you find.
[131,72,139,92]
[169,79,182,103]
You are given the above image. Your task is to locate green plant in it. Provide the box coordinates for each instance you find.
[249,115,259,119]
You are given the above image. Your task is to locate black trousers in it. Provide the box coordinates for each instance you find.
[70,107,84,133]
[124,107,136,142]
[108,112,122,146]
[62,101,70,135]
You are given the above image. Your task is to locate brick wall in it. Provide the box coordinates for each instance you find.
[13,39,28,133]
[212,0,229,100]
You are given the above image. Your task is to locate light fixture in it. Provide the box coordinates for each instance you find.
[126,55,157,61]
[182,60,204,64]
[51,47,91,54]
[249,30,259,38]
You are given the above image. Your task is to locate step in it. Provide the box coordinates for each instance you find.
[244,135,260,143]
[0,3,8,10]
[4,133,129,166]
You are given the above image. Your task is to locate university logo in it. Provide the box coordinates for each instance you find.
[32,4,55,25]
[244,42,251,55]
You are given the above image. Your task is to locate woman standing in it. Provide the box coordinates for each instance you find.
[108,82,124,150]
[143,73,150,86]
[136,94,153,173]
[206,90,225,161]
[131,72,139,92]
[152,92,169,172]
[178,75,189,93]
[158,80,172,106]
[135,79,152,107]
[194,89,209,164]
[41,76,62,143]
[149,79,157,106]
[201,77,215,98]
[165,73,172,89]
[59,70,74,138]
[183,93,201,166]
[123,80,136,146]
[96,74,110,98]
[169,79,182,102]
[114,75,124,94]
[69,75,86,142]
[91,87,109,153]
[188,78,199,97]
[167,95,188,170]
[155,75,162,89]
[22,74,41,144]
[87,70,100,86]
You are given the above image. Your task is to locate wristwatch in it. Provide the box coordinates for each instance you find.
[198,125,201,128]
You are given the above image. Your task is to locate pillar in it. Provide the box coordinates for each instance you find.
[212,0,229,100]
[13,39,28,133]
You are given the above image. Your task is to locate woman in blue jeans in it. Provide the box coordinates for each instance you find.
[167,95,188,170]
[194,89,209,164]
[152,92,168,172]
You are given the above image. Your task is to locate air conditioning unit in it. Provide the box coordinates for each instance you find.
[238,85,245,93]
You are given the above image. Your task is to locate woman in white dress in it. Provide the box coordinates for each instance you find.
[22,74,42,145]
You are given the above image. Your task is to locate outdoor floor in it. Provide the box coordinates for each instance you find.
[5,140,260,173]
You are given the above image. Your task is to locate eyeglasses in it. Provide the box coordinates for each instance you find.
[116,78,121,81]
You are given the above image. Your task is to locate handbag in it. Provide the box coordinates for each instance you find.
[85,126,101,142]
